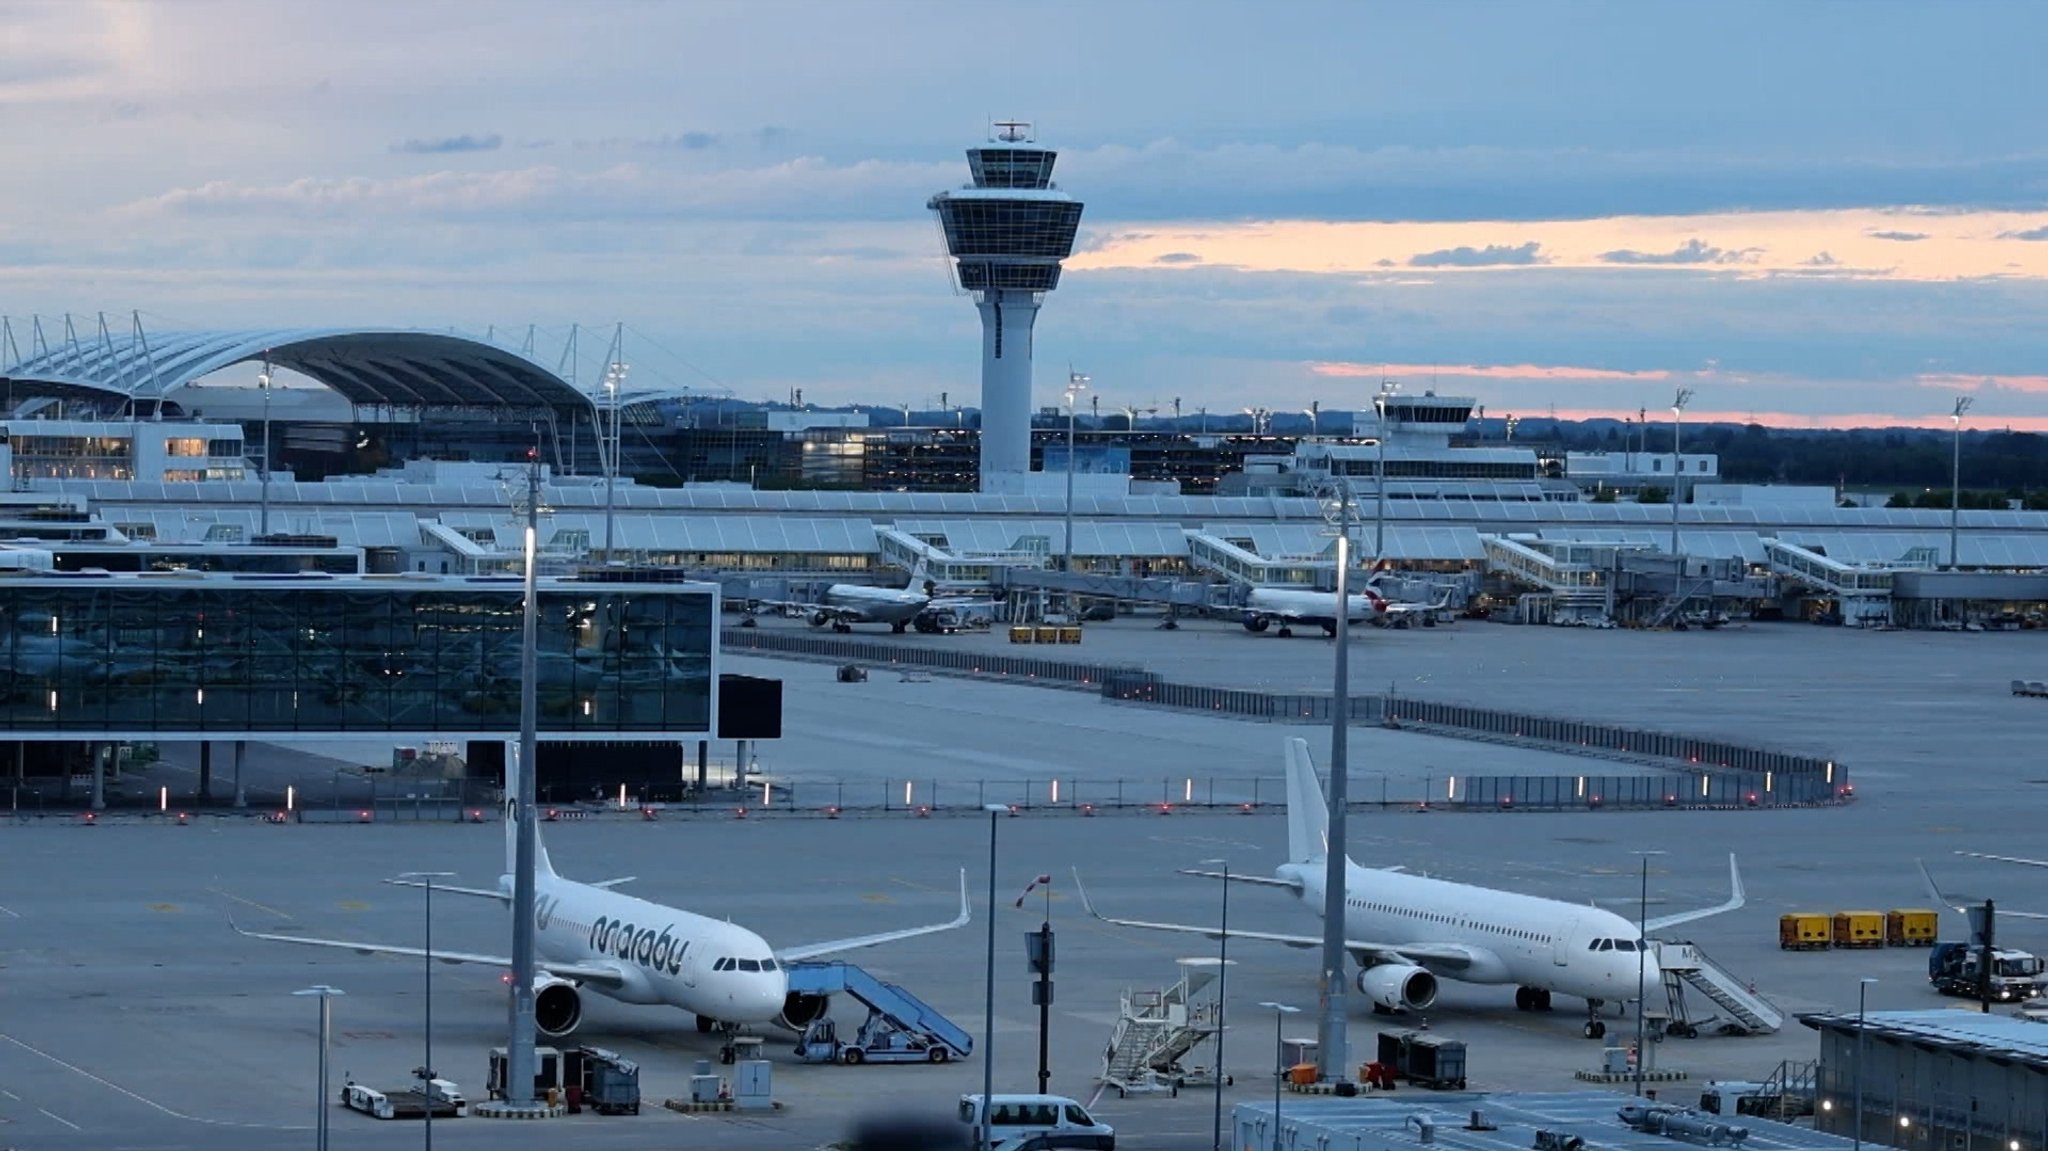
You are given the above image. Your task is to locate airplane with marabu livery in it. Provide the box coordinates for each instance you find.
[236,776,969,1053]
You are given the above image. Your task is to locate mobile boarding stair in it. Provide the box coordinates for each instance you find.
[1655,941,1783,1037]
[1100,959,1228,1097]
[784,961,972,1065]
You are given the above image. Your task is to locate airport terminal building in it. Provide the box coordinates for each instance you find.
[2,323,2046,630]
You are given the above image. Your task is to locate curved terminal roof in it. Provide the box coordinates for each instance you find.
[3,329,593,413]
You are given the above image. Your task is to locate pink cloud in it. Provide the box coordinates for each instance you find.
[1310,361,1673,383]
[1532,405,2048,432]
[1916,372,2048,394]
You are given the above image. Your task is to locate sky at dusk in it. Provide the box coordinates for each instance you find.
[4,1,2047,429]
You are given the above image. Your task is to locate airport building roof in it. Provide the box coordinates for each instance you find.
[4,329,592,414]
[1238,1091,1856,1151]
[1805,1009,2048,1062]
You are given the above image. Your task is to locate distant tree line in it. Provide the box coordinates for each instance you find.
[1555,421,2048,506]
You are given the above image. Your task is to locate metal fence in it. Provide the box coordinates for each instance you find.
[1103,672,1847,796]
[722,626,1137,691]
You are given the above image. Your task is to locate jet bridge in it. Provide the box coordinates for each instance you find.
[784,961,972,1062]
[1761,539,1900,626]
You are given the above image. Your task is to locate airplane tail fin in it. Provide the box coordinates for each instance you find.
[906,557,932,594]
[504,743,558,883]
[1283,737,1329,864]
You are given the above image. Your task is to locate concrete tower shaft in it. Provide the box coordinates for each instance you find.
[928,123,1084,489]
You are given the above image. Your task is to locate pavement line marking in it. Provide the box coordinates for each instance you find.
[204,888,293,920]
[0,904,17,918]
[0,1087,17,1100]
[0,1032,304,1131]
[37,1107,79,1130]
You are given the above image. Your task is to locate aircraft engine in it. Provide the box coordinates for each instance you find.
[778,992,831,1030]
[1241,613,1271,633]
[533,976,583,1038]
[1357,963,1438,1012]
[809,610,832,628]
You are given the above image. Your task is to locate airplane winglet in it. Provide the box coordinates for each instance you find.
[957,868,971,927]
[1070,867,1105,921]
[1919,860,1966,912]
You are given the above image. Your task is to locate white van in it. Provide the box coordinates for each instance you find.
[958,1093,1115,1150]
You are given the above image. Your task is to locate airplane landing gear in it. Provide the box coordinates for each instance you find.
[1583,999,1607,1039]
[891,620,908,634]
[833,622,852,634]
[1277,626,1294,638]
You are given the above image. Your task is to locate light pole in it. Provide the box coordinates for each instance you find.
[505,442,542,1109]
[293,985,345,1151]
[1855,977,1878,1151]
[979,802,1007,1151]
[1202,858,1231,1151]
[1317,485,1352,1083]
[602,360,629,565]
[257,360,274,538]
[1064,371,1088,582]
[1258,1001,1300,1151]
[1632,849,1666,1096]
[1950,396,1972,570]
[400,871,456,1148]
[1375,380,1396,561]
[1669,388,1693,579]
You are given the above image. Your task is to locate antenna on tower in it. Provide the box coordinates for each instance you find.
[991,119,1034,143]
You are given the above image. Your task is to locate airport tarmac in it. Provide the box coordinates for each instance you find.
[4,621,2043,1149]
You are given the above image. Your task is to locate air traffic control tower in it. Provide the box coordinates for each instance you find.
[928,122,1085,491]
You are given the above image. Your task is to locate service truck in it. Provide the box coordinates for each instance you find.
[1928,942,2048,1001]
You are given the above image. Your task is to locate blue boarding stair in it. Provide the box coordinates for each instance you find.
[785,961,973,1064]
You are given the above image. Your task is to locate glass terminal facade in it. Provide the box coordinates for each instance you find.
[0,575,715,736]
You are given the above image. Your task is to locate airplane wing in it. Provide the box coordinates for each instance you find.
[230,919,629,987]
[386,878,508,902]
[1957,851,2048,870]
[1176,869,1304,889]
[1072,870,1479,969]
[777,870,971,963]
[1643,854,1745,934]
[1920,860,2048,921]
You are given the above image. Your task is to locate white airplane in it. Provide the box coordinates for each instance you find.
[236,785,972,1050]
[1239,586,1378,637]
[754,560,982,634]
[1239,563,1448,636]
[1077,737,1744,1038]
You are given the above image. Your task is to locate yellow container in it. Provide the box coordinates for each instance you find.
[1008,626,1035,644]
[1887,908,1939,947]
[1034,626,1060,644]
[1833,910,1886,949]
[1058,626,1083,644]
[1779,913,1831,950]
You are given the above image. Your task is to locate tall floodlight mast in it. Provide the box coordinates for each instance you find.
[929,121,1085,491]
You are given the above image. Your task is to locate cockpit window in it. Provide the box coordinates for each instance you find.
[1595,939,1612,951]
[1614,939,1635,952]
[714,957,732,971]
[738,959,761,972]
[761,958,777,971]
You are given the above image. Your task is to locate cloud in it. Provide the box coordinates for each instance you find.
[1803,252,1838,266]
[1916,371,2048,394]
[1312,361,1672,383]
[1408,241,1544,268]
[1869,230,1929,242]
[390,132,503,155]
[1153,251,1201,264]
[1599,238,1755,265]
[2000,225,2048,241]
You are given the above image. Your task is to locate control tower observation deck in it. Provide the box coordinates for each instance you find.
[928,122,1084,491]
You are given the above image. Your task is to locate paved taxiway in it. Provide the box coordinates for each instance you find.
[4,620,2043,1149]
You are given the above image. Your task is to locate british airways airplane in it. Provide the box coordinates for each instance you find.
[237,796,969,1052]
[1078,737,1743,1038]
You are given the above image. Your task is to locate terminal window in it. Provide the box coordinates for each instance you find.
[0,585,714,735]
